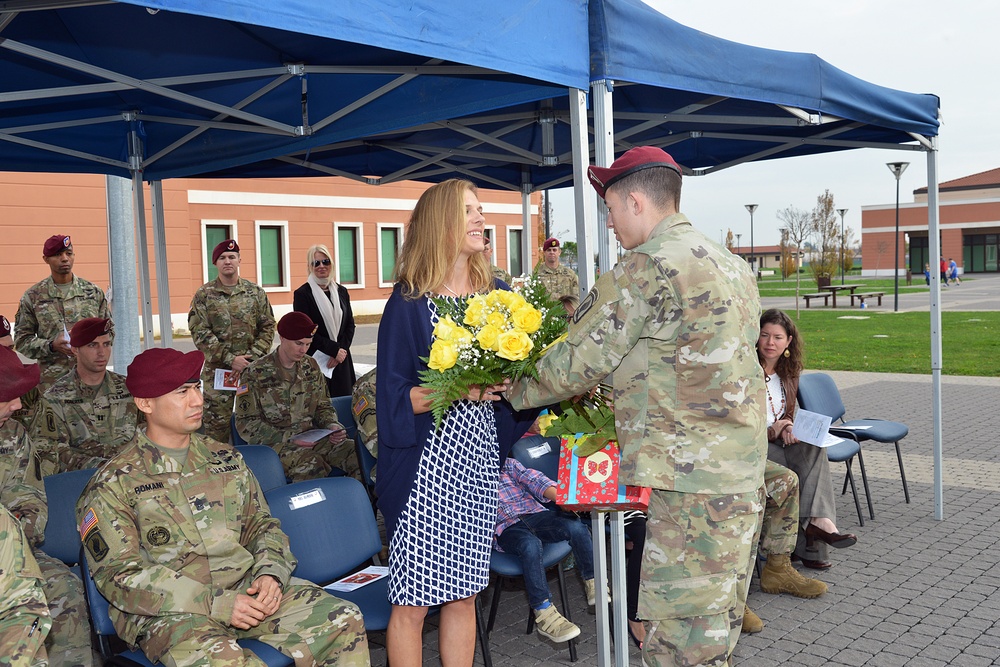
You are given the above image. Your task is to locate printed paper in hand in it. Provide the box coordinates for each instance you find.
[214,369,240,391]
[325,566,389,592]
[792,409,845,448]
[312,351,334,379]
[291,428,335,448]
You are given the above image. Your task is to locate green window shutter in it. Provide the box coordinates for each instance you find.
[338,227,358,284]
[259,226,282,287]
[205,225,228,282]
[508,229,523,277]
[380,228,398,283]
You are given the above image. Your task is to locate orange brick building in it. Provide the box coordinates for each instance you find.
[861,168,1000,277]
[0,173,541,335]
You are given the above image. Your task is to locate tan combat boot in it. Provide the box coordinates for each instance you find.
[760,553,828,599]
[742,605,764,633]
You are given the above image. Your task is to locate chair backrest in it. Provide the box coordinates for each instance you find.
[354,437,377,492]
[231,413,249,447]
[266,477,381,585]
[330,395,357,441]
[40,468,98,565]
[236,445,288,492]
[80,553,118,639]
[795,373,847,423]
[510,434,562,481]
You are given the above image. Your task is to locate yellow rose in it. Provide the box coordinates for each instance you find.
[453,326,474,347]
[486,309,507,328]
[486,290,505,308]
[464,295,487,327]
[502,291,528,311]
[511,305,543,333]
[476,324,502,351]
[433,316,456,341]
[496,329,533,361]
[536,412,557,435]
[427,340,459,371]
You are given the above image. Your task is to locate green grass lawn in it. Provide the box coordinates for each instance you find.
[788,310,1000,377]
[756,274,942,297]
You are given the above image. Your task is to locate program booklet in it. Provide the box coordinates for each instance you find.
[792,409,847,448]
[324,566,389,592]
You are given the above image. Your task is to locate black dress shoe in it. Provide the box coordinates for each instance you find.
[805,523,857,549]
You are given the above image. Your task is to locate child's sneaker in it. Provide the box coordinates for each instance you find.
[584,578,596,606]
[534,605,581,643]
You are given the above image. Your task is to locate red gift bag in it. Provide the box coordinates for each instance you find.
[555,434,650,512]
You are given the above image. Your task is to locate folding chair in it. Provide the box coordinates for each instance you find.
[354,436,378,513]
[231,413,249,447]
[330,395,357,441]
[236,444,289,492]
[80,553,291,667]
[40,467,97,566]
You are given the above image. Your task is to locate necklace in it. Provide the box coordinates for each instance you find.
[442,283,462,297]
[766,376,786,421]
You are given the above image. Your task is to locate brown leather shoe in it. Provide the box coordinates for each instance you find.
[800,557,832,570]
[805,523,857,549]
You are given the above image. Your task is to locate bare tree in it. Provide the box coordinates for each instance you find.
[776,205,812,317]
[725,229,735,253]
[872,240,889,278]
[810,190,841,282]
[840,227,858,278]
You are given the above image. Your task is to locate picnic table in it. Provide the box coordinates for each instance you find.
[819,283,864,308]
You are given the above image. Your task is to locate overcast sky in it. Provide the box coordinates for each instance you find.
[548,1,993,248]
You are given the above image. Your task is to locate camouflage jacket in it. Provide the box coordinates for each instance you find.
[235,351,341,449]
[510,213,766,494]
[32,369,141,475]
[15,275,110,387]
[0,419,47,545]
[188,277,275,375]
[491,265,513,284]
[537,263,580,301]
[77,432,295,646]
[351,367,377,455]
[9,387,40,431]
[0,504,50,666]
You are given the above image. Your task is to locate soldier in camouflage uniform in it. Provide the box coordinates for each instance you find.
[77,347,368,667]
[0,504,51,667]
[536,237,579,301]
[0,346,94,667]
[31,318,141,477]
[483,237,512,284]
[1,315,39,429]
[15,235,110,390]
[351,367,377,480]
[236,312,357,482]
[509,147,766,666]
[188,239,275,443]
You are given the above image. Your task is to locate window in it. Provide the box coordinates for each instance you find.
[336,223,364,286]
[200,220,237,283]
[508,227,523,277]
[484,226,497,264]
[378,224,403,286]
[255,221,289,291]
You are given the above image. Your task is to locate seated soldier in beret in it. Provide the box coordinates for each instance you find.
[0,314,40,428]
[236,312,358,482]
[32,317,141,476]
[0,345,94,667]
[77,347,368,666]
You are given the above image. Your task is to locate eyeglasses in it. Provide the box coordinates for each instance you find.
[312,259,332,267]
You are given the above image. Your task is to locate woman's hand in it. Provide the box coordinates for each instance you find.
[775,419,798,446]
[464,380,511,402]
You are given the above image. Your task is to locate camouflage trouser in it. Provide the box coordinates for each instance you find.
[0,517,50,667]
[140,583,369,667]
[640,487,764,667]
[759,460,799,558]
[34,550,94,667]
[202,387,236,443]
[277,438,360,483]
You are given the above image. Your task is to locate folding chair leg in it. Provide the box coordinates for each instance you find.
[475,595,494,667]
[486,577,504,635]
[555,560,579,662]
[844,461,864,527]
[895,441,910,503]
[856,448,875,520]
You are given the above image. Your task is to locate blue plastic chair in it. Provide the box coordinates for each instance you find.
[330,395,357,442]
[80,553,292,666]
[354,436,378,513]
[265,478,391,631]
[40,468,97,566]
[510,434,562,481]
[236,445,289,492]
[231,413,249,447]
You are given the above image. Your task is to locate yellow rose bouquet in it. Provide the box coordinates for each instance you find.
[419,275,568,428]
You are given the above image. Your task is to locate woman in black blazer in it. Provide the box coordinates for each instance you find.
[292,243,357,397]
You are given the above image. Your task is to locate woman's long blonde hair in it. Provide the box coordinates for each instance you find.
[395,179,492,299]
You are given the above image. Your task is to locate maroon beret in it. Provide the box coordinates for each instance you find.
[0,346,40,402]
[278,312,318,340]
[70,317,113,347]
[587,146,682,199]
[0,315,10,338]
[43,234,72,257]
[212,239,240,264]
[543,237,560,250]
[126,348,205,398]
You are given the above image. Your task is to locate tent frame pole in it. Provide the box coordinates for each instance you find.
[149,180,173,347]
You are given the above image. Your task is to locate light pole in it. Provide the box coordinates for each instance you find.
[745,204,758,277]
[837,208,848,284]
[886,162,909,312]
[735,233,742,257]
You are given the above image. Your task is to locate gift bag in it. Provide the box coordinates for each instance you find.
[555,434,650,511]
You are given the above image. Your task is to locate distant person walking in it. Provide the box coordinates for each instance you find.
[948,258,961,285]
[939,257,949,287]
[924,263,931,286]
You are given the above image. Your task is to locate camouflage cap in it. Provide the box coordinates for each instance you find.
[212,239,240,264]
[43,234,72,257]
[587,146,682,199]
[70,317,113,347]
[0,345,40,401]
[277,311,318,340]
[126,348,205,398]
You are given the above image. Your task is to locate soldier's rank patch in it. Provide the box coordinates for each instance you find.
[573,287,599,324]
[236,384,248,396]
[147,526,170,546]
[86,530,109,562]
[79,508,98,539]
[46,411,56,433]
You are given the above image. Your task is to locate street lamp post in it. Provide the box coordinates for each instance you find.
[837,208,848,284]
[735,233,742,257]
[745,204,758,277]
[886,162,910,312]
